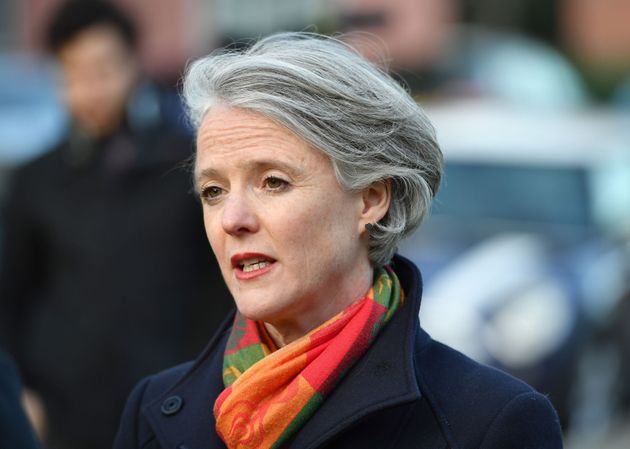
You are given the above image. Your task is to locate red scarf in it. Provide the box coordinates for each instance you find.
[214,266,404,449]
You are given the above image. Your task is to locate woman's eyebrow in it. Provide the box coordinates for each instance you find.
[194,159,302,189]
[246,159,302,175]
[194,167,221,191]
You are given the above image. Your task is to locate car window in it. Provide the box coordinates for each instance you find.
[433,162,592,228]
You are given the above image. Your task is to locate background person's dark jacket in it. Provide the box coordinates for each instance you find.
[0,351,41,449]
[0,118,233,449]
[113,255,564,449]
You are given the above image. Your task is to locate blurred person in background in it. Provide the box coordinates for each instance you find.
[0,1,232,449]
[336,0,585,109]
[559,0,630,106]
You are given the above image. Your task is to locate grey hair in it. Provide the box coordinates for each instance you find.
[183,32,442,267]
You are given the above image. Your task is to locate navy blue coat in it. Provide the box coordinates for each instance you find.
[0,351,41,449]
[114,255,563,449]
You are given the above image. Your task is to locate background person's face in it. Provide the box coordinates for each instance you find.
[339,0,456,69]
[58,25,138,136]
[195,107,372,335]
[561,0,630,66]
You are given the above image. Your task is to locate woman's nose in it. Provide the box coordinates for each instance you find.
[221,192,259,236]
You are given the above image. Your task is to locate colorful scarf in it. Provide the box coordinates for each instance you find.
[214,266,404,449]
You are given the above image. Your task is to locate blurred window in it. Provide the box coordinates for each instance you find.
[434,163,592,228]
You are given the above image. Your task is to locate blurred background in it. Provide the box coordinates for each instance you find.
[1,0,629,448]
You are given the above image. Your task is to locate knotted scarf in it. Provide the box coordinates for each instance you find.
[214,266,404,449]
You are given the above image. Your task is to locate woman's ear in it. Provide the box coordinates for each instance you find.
[358,180,391,235]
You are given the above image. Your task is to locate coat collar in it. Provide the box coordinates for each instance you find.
[142,255,427,449]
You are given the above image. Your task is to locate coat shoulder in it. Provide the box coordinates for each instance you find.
[6,148,62,199]
[416,337,563,449]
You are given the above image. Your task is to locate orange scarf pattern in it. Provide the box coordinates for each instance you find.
[214,266,403,449]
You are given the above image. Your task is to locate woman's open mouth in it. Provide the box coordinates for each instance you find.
[242,260,272,273]
[231,253,277,280]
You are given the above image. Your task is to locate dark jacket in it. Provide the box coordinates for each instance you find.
[0,122,233,449]
[114,254,563,449]
[0,351,41,449]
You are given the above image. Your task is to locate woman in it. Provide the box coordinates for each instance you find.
[114,32,563,449]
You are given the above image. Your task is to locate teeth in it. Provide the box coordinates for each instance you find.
[242,261,271,273]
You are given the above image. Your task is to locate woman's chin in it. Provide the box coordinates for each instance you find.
[234,300,284,324]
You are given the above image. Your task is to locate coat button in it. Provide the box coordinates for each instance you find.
[161,395,184,416]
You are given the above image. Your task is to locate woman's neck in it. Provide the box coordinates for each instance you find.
[263,261,374,348]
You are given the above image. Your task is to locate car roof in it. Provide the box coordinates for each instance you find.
[425,99,629,167]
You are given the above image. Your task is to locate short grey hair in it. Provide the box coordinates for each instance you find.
[183,32,442,267]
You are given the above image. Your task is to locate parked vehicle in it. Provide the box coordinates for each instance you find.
[400,100,630,429]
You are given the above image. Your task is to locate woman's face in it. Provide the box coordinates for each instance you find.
[195,106,379,339]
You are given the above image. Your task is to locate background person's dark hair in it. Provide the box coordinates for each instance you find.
[46,0,137,53]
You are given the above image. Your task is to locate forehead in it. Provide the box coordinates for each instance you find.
[197,106,295,148]
[58,26,131,66]
[195,106,329,171]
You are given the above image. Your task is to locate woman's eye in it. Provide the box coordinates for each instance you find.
[264,176,289,190]
[201,186,223,201]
